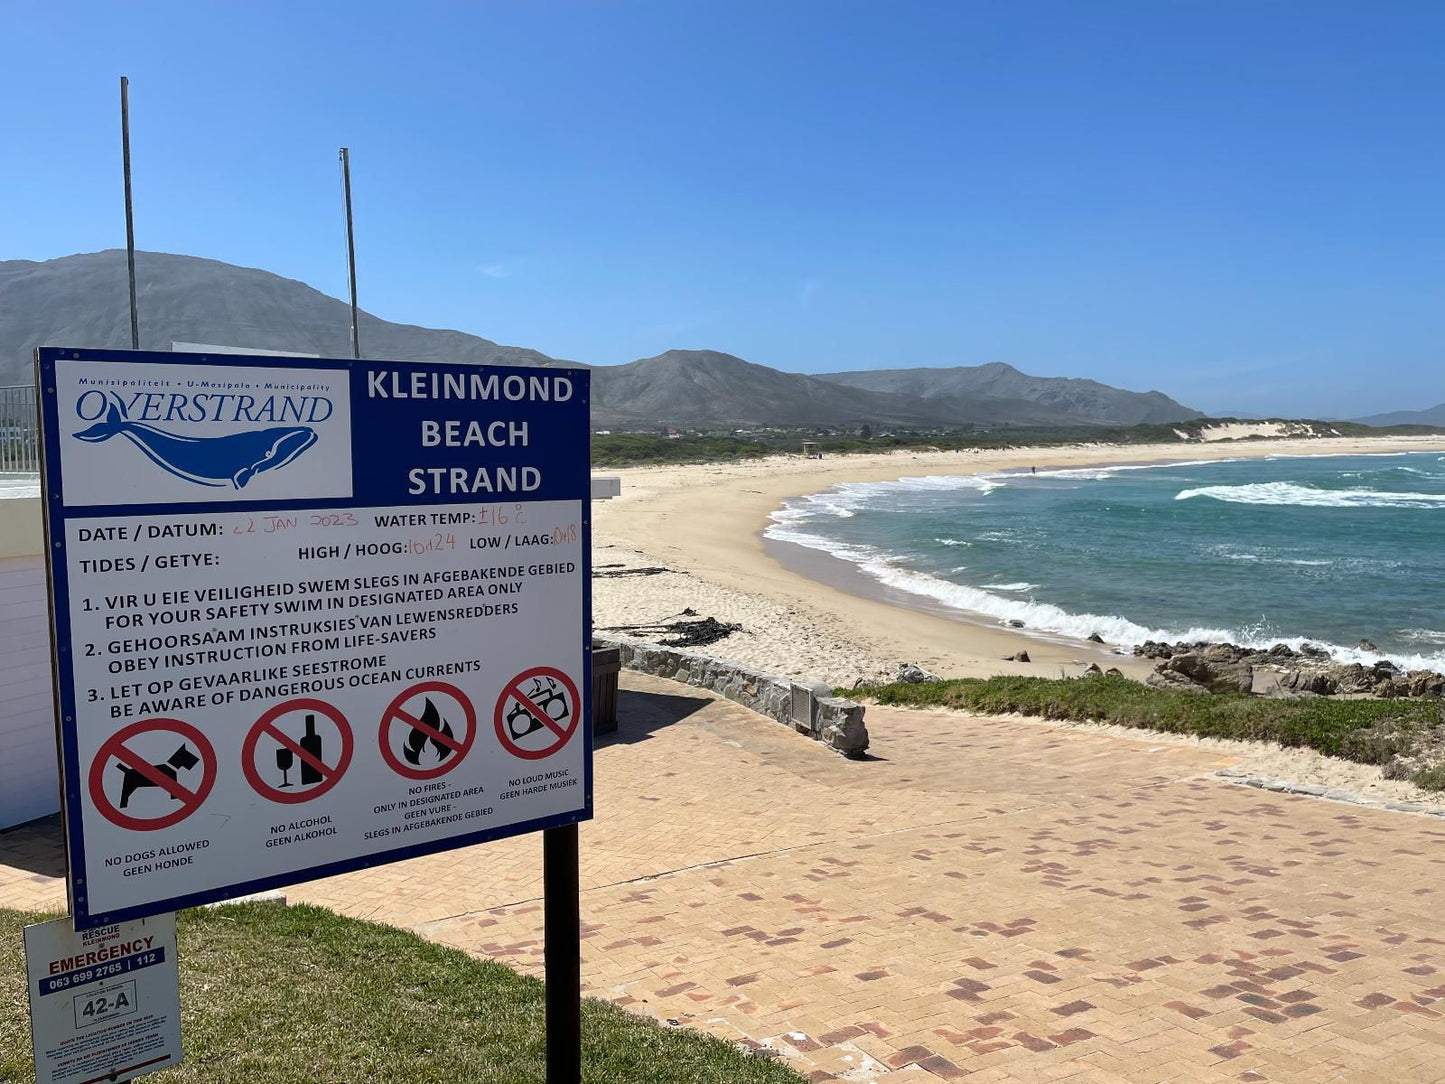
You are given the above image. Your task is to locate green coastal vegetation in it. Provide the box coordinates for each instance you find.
[845,674,1445,791]
[591,418,1443,468]
[0,903,803,1084]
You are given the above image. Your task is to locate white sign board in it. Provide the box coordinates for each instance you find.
[24,913,181,1084]
[38,349,593,928]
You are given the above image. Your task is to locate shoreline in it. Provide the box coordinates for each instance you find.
[591,434,1445,685]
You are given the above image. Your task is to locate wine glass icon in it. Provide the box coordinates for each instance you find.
[276,746,294,787]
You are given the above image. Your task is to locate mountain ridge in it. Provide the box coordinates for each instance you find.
[816,363,1200,427]
[1353,404,1445,428]
[2,250,1201,430]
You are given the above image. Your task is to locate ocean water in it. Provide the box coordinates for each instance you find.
[766,451,1445,671]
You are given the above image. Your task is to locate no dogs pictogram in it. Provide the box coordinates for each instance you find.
[242,699,354,804]
[89,718,218,832]
[494,667,581,760]
[379,681,477,780]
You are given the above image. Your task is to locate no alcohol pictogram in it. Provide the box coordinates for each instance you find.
[379,681,477,780]
[242,699,354,804]
[89,719,218,832]
[494,667,581,760]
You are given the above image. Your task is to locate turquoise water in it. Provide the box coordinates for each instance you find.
[767,451,1445,670]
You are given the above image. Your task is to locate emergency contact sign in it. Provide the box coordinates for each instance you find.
[24,912,181,1084]
[37,348,593,928]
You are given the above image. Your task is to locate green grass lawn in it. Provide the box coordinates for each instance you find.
[847,674,1445,789]
[1,903,802,1084]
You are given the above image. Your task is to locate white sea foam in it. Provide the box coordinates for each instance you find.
[1176,482,1445,508]
[997,458,1237,482]
[766,462,1445,671]
[775,474,1003,524]
[1266,452,1409,460]
[1211,547,1333,568]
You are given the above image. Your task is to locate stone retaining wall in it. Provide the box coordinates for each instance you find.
[594,635,869,758]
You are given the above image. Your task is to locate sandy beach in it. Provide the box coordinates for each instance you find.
[592,433,1445,806]
[593,434,1445,684]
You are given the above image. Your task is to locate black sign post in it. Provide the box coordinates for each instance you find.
[544,823,582,1082]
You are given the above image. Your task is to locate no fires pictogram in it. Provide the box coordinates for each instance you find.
[379,681,477,780]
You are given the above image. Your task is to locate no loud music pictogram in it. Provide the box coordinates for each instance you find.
[494,667,580,760]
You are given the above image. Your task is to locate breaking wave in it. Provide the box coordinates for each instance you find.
[765,452,1445,672]
[1176,482,1445,508]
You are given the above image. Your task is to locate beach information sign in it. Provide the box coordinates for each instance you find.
[24,912,181,1084]
[36,348,592,929]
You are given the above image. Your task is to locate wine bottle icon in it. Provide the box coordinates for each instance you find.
[300,714,324,786]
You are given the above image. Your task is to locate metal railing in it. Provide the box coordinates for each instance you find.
[0,385,39,474]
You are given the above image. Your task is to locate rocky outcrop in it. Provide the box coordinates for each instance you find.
[1133,639,1445,700]
[1146,651,1254,695]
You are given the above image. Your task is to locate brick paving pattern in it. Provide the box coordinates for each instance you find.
[5,671,1445,1081]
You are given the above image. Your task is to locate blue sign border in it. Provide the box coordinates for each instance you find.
[36,347,593,930]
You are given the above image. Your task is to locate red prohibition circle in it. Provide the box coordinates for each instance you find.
[378,681,478,780]
[89,718,218,832]
[241,698,354,804]
[494,666,582,761]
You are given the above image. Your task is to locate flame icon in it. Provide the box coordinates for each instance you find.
[402,698,455,766]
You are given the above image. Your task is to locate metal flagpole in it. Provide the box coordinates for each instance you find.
[339,147,361,359]
[543,823,582,1083]
[120,76,139,350]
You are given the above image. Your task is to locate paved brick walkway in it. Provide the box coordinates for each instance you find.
[6,673,1445,1082]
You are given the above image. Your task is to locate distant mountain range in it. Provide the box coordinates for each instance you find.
[815,363,1194,427]
[1,250,1203,430]
[1353,404,1445,428]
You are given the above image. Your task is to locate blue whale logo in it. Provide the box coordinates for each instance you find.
[74,396,318,489]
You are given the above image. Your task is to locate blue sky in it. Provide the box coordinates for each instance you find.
[3,1,1443,418]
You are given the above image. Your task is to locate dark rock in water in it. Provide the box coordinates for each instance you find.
[1373,659,1400,674]
[1299,643,1330,659]
[1008,619,1026,628]
[1086,632,1105,644]
[1359,638,1380,652]
[1267,643,1296,658]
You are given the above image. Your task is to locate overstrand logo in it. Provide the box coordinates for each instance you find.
[72,393,319,490]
